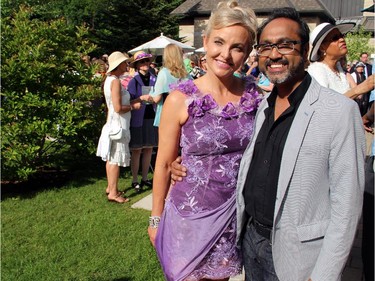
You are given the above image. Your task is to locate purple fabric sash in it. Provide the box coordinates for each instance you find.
[155,193,236,281]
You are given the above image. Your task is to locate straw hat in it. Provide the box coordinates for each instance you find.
[128,51,153,68]
[106,51,130,74]
[309,22,355,62]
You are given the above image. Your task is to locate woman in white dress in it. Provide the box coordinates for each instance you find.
[96,51,145,203]
[308,22,374,98]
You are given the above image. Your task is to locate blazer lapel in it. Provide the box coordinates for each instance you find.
[273,79,320,223]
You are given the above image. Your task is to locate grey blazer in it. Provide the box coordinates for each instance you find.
[236,77,365,281]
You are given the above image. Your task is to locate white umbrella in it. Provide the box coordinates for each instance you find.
[128,33,195,55]
[195,47,206,53]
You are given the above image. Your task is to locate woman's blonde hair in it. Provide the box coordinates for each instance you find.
[205,1,257,48]
[162,44,188,79]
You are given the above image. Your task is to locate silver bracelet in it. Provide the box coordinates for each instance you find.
[149,216,161,228]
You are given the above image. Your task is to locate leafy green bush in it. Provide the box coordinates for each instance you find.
[1,6,105,181]
[345,26,375,63]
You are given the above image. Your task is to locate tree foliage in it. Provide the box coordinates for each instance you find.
[345,26,375,63]
[2,0,184,56]
[1,1,185,182]
[1,6,104,181]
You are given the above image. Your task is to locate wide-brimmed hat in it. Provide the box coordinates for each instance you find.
[309,22,355,62]
[106,51,129,73]
[128,51,153,68]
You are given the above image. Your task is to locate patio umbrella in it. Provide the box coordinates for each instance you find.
[195,47,206,53]
[128,33,195,55]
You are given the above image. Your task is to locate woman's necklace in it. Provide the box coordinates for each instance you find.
[323,62,341,79]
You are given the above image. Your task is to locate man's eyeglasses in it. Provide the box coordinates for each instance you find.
[254,41,304,57]
[328,33,345,42]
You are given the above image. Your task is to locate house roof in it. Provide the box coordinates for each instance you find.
[336,16,374,33]
[171,0,334,20]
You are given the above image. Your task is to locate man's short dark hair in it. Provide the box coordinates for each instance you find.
[256,7,310,54]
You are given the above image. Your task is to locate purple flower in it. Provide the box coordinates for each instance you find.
[170,80,197,96]
[188,99,205,117]
[240,91,262,113]
[201,94,217,111]
[187,93,217,117]
[221,103,238,119]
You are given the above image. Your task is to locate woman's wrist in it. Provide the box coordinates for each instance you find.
[149,216,161,228]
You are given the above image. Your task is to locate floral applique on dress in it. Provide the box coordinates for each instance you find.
[155,76,262,281]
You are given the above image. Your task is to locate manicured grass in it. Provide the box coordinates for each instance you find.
[1,160,164,281]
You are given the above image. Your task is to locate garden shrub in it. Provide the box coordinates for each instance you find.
[1,6,105,181]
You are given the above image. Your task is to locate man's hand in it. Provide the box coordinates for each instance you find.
[362,103,374,133]
[170,156,187,185]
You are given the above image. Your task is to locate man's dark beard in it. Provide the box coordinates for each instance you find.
[263,57,305,85]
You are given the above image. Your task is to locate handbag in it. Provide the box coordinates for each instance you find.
[109,126,125,140]
[109,113,125,140]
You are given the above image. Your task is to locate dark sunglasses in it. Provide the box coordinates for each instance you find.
[329,33,345,42]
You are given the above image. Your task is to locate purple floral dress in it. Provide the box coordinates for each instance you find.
[155,78,261,281]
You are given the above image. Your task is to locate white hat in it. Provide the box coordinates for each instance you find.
[106,51,130,74]
[309,22,355,62]
[355,62,366,68]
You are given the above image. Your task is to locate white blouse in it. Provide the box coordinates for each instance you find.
[308,61,350,94]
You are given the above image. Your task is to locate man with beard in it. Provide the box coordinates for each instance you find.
[236,7,365,281]
[171,7,365,281]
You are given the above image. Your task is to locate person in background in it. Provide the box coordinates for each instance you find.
[351,62,370,115]
[340,56,357,88]
[308,22,374,99]
[171,7,366,281]
[101,54,109,72]
[245,50,260,78]
[127,51,158,193]
[199,54,208,74]
[257,72,274,94]
[120,57,135,90]
[350,52,372,77]
[369,63,375,109]
[149,44,191,127]
[148,1,260,280]
[93,58,108,80]
[96,51,143,203]
[183,55,193,74]
[149,61,159,76]
[361,103,374,281]
[233,64,247,78]
[188,53,205,79]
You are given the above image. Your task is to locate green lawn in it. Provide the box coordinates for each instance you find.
[1,160,164,281]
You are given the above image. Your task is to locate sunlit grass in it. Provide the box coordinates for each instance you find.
[1,162,164,281]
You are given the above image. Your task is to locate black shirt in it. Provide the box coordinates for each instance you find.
[243,73,311,227]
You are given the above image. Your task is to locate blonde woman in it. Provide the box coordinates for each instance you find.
[150,44,192,127]
[148,1,260,280]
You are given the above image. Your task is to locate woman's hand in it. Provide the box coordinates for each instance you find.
[139,94,154,103]
[148,226,158,247]
[130,101,142,110]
